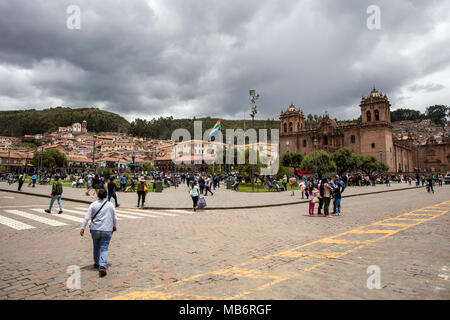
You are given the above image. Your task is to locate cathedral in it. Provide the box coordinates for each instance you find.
[279,88,415,173]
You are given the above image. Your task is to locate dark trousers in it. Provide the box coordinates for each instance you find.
[205,187,214,195]
[323,197,331,215]
[199,186,205,194]
[108,193,118,206]
[427,185,434,193]
[18,180,24,191]
[137,191,146,206]
[318,197,323,214]
[192,196,199,208]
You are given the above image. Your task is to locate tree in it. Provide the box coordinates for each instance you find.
[32,148,66,171]
[142,162,155,173]
[300,150,336,179]
[425,105,449,125]
[390,108,423,122]
[276,165,291,180]
[332,147,359,176]
[357,154,389,176]
[280,151,303,168]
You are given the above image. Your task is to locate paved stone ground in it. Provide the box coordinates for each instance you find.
[0,180,424,209]
[0,185,448,300]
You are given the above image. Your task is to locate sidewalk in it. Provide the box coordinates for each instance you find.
[0,181,429,210]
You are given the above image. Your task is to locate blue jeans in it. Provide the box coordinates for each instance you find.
[108,193,118,206]
[48,195,62,211]
[90,230,112,268]
[334,197,342,213]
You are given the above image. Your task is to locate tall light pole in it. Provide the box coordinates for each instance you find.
[314,137,318,180]
[92,135,97,173]
[7,146,11,173]
[249,89,259,192]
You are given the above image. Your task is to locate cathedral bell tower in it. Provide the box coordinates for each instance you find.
[360,87,391,125]
[280,104,305,136]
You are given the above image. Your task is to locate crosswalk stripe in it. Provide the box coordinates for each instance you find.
[30,209,84,223]
[4,210,67,227]
[165,210,194,215]
[143,211,179,217]
[114,209,162,218]
[73,207,143,219]
[63,208,123,221]
[0,214,35,230]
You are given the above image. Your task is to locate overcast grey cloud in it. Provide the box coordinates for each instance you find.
[0,0,449,122]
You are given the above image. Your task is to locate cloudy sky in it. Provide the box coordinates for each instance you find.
[0,0,449,122]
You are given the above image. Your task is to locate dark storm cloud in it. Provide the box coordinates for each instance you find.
[0,0,449,121]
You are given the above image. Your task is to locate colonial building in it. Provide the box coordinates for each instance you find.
[279,88,416,173]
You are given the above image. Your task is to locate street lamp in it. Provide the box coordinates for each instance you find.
[249,89,259,192]
[314,137,318,180]
[7,146,11,173]
[92,135,97,172]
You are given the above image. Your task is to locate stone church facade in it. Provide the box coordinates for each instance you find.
[279,88,416,173]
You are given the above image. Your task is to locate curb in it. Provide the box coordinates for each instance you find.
[0,185,428,211]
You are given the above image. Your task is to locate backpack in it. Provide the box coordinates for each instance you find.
[52,181,63,195]
[197,197,207,208]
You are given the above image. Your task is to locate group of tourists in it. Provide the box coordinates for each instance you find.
[297,175,346,216]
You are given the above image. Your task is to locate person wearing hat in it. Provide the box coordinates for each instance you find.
[331,175,346,216]
[137,177,148,208]
[282,175,288,192]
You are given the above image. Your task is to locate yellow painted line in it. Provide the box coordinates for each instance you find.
[318,238,364,244]
[372,222,412,227]
[111,201,449,300]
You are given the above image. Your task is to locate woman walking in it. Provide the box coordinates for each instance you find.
[190,181,200,212]
[320,178,333,216]
[80,189,117,277]
[137,177,148,208]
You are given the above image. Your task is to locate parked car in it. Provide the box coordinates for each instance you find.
[444,171,450,184]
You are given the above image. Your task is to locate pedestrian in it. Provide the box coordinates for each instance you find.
[17,173,25,191]
[385,175,390,187]
[92,174,100,196]
[426,176,434,194]
[45,176,63,214]
[80,189,117,277]
[282,175,288,191]
[137,177,148,208]
[107,178,120,207]
[300,180,306,199]
[306,184,319,216]
[438,173,443,187]
[331,175,346,216]
[190,181,200,212]
[320,178,333,216]
[120,175,127,192]
[204,176,214,196]
[289,176,297,196]
[198,175,205,194]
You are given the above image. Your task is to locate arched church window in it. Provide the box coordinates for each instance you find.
[366,110,372,122]
[375,110,380,121]
[289,122,293,132]
[284,123,287,133]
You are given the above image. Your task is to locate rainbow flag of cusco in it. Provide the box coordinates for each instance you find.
[208,119,221,141]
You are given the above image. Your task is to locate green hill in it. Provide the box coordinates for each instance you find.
[0,107,131,137]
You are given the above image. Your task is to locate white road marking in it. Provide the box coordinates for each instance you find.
[30,209,84,223]
[114,209,162,218]
[62,208,122,221]
[165,209,194,215]
[74,207,142,219]
[139,210,179,217]
[0,214,35,230]
[4,210,67,227]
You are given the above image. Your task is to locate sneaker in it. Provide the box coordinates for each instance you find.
[116,204,120,208]
[93,264,99,269]
[99,267,107,277]
[58,211,63,214]
[44,209,51,214]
